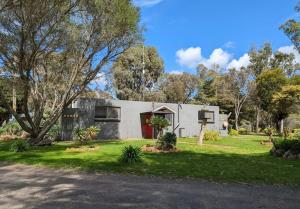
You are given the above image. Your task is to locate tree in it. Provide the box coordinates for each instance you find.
[280,2,300,52]
[256,69,288,131]
[111,45,164,101]
[0,0,141,145]
[160,73,198,104]
[217,68,253,130]
[150,116,169,139]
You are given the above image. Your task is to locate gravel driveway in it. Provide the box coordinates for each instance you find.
[0,163,299,209]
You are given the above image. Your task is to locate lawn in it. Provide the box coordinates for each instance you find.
[0,135,300,186]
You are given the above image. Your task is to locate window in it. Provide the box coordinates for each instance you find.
[95,106,121,121]
[198,110,215,123]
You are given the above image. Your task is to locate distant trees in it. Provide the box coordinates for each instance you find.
[110,45,164,101]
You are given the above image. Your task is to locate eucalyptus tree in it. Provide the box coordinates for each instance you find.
[110,45,164,101]
[0,0,141,145]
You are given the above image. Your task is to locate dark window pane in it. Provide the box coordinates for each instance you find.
[95,106,107,118]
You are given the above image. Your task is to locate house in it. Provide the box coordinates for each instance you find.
[61,98,228,140]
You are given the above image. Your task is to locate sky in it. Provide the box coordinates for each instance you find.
[133,0,300,74]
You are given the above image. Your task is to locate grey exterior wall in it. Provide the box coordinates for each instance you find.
[61,98,222,140]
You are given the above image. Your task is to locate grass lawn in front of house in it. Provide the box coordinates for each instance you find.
[0,135,299,186]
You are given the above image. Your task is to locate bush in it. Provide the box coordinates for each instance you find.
[263,128,275,136]
[157,132,177,149]
[10,140,30,152]
[0,121,22,136]
[47,124,61,141]
[229,129,239,136]
[238,128,248,135]
[273,138,300,154]
[85,126,100,140]
[73,126,100,144]
[204,131,219,141]
[120,145,142,164]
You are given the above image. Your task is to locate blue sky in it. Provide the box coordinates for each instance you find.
[134,0,300,74]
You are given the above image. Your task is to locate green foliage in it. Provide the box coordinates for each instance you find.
[273,138,300,154]
[263,128,275,137]
[120,145,142,164]
[47,124,61,140]
[85,126,100,140]
[73,126,101,144]
[238,128,248,135]
[10,140,30,152]
[111,45,164,101]
[157,132,177,149]
[0,121,22,136]
[204,130,219,141]
[150,116,170,138]
[229,129,239,136]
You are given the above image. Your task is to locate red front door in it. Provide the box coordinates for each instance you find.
[142,114,153,139]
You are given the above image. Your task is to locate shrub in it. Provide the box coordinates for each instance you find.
[150,116,170,139]
[0,121,22,136]
[263,128,275,136]
[204,131,219,141]
[85,126,100,140]
[157,132,177,149]
[229,129,239,136]
[120,145,142,164]
[238,128,248,135]
[73,128,87,144]
[273,138,300,154]
[47,124,61,141]
[10,140,30,152]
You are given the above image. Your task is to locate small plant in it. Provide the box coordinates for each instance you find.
[238,128,248,135]
[73,128,87,144]
[229,129,239,136]
[85,126,100,140]
[273,138,300,155]
[264,127,275,142]
[157,132,177,150]
[120,145,142,164]
[204,131,219,141]
[10,140,30,152]
[0,121,22,136]
[150,116,170,139]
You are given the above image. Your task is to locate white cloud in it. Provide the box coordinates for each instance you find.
[168,70,183,75]
[277,45,300,64]
[224,41,235,48]
[176,47,231,69]
[133,0,163,7]
[205,48,231,69]
[176,47,202,68]
[92,73,106,86]
[227,53,250,70]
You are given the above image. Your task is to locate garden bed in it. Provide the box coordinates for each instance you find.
[65,145,100,153]
[141,144,181,153]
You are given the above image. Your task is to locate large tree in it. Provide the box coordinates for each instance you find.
[110,45,164,101]
[159,73,198,104]
[217,68,253,130]
[0,0,141,145]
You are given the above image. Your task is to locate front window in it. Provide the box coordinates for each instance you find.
[95,106,121,121]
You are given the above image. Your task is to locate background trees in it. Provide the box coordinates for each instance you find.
[0,0,141,145]
[110,45,164,101]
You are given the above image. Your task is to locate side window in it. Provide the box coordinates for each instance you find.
[198,110,215,123]
[95,106,121,121]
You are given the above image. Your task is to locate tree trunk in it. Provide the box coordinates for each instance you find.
[280,119,284,134]
[235,112,239,131]
[256,108,260,134]
[197,120,207,146]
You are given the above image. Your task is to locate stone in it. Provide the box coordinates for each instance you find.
[274,149,285,157]
[283,150,297,160]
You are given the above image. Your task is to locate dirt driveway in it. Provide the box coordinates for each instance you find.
[0,163,299,209]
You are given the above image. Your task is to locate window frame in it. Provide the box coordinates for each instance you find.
[198,110,215,124]
[94,105,121,122]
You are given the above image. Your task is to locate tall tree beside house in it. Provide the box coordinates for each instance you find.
[159,73,198,104]
[111,45,164,101]
[256,69,288,132]
[0,0,141,145]
[280,2,300,53]
[217,68,253,130]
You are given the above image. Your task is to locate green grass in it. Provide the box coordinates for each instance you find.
[0,135,300,186]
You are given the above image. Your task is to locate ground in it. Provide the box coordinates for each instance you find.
[0,135,299,185]
[1,163,299,209]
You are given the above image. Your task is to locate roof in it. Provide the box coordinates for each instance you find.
[152,105,175,114]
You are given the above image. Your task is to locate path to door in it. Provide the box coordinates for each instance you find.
[0,163,299,209]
